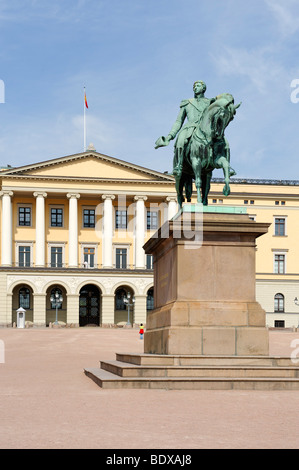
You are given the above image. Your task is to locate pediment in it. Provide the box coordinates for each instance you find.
[2,151,173,182]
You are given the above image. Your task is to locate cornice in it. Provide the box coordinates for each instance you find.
[0,174,175,185]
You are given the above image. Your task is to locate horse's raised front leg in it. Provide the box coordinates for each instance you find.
[190,153,202,203]
[216,156,231,196]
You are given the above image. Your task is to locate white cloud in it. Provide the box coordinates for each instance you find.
[212,45,287,94]
[265,0,299,36]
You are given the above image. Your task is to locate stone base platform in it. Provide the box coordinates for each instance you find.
[84,353,299,390]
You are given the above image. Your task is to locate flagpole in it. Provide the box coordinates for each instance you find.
[83,87,86,152]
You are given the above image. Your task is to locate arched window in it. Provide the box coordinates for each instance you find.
[50,287,63,309]
[274,293,284,312]
[115,288,127,310]
[19,288,30,309]
[147,287,154,311]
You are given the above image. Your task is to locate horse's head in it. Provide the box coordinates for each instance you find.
[201,93,241,141]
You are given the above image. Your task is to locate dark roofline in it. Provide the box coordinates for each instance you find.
[212,178,299,186]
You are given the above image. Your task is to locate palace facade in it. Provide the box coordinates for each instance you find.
[0,148,298,328]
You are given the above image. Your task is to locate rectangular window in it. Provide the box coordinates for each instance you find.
[275,218,285,236]
[115,210,127,229]
[147,211,158,230]
[51,208,63,227]
[18,246,31,267]
[51,247,63,267]
[83,247,95,268]
[274,254,285,274]
[19,207,31,226]
[146,254,153,269]
[115,248,127,269]
[83,209,95,228]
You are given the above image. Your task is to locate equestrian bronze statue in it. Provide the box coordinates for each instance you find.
[155,81,241,207]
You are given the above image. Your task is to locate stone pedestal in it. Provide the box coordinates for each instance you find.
[84,205,294,390]
[143,205,270,356]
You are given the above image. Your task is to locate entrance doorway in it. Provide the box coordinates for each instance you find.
[79,284,101,326]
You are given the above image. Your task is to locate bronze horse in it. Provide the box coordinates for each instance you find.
[174,93,241,207]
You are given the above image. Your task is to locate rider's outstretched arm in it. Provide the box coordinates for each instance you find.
[155,101,187,148]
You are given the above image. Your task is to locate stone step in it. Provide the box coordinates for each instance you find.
[84,352,299,390]
[100,360,299,379]
[84,367,299,390]
[115,353,295,367]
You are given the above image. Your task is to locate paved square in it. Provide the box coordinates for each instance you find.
[0,328,299,449]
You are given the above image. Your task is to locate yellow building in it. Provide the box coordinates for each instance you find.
[0,148,177,327]
[211,178,299,329]
[0,148,298,328]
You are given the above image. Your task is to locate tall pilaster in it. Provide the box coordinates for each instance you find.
[67,193,80,267]
[33,192,47,267]
[0,190,13,266]
[134,195,147,269]
[0,272,9,326]
[66,294,80,326]
[101,294,115,325]
[33,293,46,326]
[102,194,115,268]
[134,294,147,325]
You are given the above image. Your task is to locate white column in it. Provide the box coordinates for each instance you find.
[134,195,147,269]
[33,192,47,267]
[102,194,115,268]
[67,193,80,267]
[0,190,13,266]
[166,196,178,221]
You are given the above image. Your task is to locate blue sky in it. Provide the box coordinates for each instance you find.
[1,0,299,180]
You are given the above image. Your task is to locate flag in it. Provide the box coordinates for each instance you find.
[84,90,88,109]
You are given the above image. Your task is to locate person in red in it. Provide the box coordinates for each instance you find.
[139,323,144,339]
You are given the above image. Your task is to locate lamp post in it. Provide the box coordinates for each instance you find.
[123,291,135,326]
[50,290,63,325]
